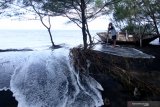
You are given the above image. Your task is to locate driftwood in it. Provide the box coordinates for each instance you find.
[70,47,160,100]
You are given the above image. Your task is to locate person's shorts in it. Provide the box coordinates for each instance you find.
[112,35,117,40]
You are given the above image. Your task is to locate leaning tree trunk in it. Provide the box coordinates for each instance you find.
[153,19,160,43]
[39,16,55,47]
[85,22,93,44]
[80,0,88,49]
[151,13,160,42]
[48,28,55,47]
[30,1,55,47]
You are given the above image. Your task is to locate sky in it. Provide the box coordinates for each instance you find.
[0,16,110,30]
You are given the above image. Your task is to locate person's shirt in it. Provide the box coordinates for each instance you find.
[108,26,117,36]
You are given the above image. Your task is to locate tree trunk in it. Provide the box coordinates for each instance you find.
[80,0,87,49]
[139,24,142,47]
[151,13,160,42]
[48,28,55,47]
[85,22,93,44]
[153,19,160,42]
[30,1,55,47]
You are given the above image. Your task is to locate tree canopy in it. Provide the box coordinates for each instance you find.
[112,0,160,36]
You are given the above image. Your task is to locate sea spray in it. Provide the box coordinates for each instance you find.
[0,52,29,90]
[0,48,104,107]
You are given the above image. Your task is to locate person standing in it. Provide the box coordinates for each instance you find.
[108,23,117,47]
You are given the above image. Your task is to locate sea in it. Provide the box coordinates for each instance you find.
[0,30,104,50]
[0,29,104,107]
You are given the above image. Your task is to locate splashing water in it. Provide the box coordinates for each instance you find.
[0,48,103,107]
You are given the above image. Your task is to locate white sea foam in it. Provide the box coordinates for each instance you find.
[0,30,104,107]
[0,48,103,107]
[0,51,30,89]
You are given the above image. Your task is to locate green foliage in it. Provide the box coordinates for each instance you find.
[121,24,138,34]
[122,23,156,37]
[95,0,103,8]
[111,0,160,35]
[42,0,73,14]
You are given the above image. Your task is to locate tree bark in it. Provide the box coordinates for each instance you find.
[80,0,87,49]
[48,28,55,47]
[85,22,93,44]
[149,7,160,42]
[39,16,55,47]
